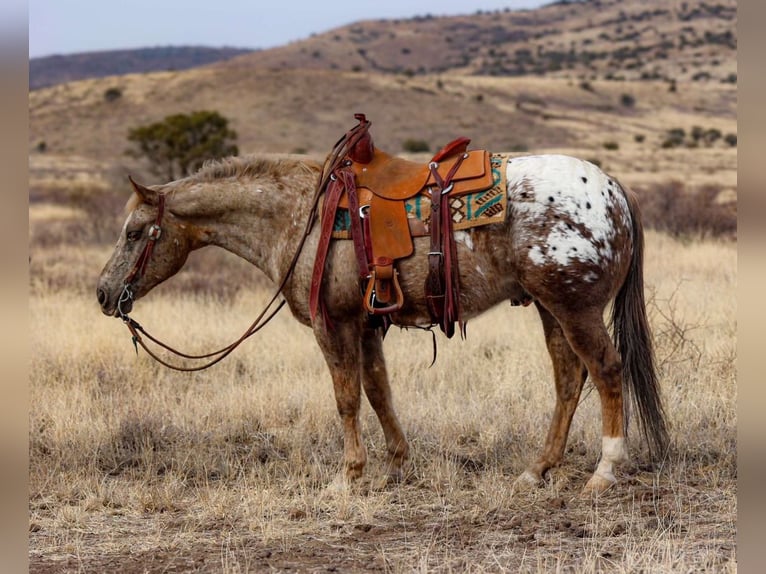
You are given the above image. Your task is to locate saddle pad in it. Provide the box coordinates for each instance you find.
[331,153,509,238]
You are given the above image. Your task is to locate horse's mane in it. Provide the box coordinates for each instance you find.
[191,154,320,183]
[124,155,321,212]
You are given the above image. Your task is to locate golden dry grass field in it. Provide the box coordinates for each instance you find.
[28,4,737,565]
[29,190,736,573]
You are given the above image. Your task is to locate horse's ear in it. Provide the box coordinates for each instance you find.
[128,175,158,205]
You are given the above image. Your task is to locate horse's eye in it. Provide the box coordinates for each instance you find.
[126,230,142,242]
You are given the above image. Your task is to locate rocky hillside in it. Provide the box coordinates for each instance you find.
[219,0,736,84]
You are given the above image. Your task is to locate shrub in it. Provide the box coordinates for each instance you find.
[126,110,238,180]
[637,181,736,239]
[724,133,737,147]
[603,141,619,150]
[402,138,430,153]
[634,134,645,143]
[104,87,123,102]
[704,128,722,145]
[662,127,686,148]
[620,93,636,107]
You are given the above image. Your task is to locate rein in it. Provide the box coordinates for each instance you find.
[116,117,374,371]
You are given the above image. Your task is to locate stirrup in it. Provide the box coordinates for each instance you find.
[363,268,404,315]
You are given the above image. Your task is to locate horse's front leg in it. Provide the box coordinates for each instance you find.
[313,319,367,485]
[360,326,409,482]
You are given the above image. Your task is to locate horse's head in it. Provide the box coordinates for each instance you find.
[97,178,196,317]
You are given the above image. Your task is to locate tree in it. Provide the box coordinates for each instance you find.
[127,110,238,180]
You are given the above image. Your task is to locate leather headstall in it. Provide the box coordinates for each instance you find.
[120,192,166,313]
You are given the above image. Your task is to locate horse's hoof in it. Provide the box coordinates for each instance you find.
[582,472,616,496]
[512,470,543,493]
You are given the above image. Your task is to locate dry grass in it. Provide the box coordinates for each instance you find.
[29,222,736,571]
[27,3,736,567]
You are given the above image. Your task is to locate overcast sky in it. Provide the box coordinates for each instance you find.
[29,0,547,59]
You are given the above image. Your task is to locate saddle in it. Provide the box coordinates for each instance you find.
[309,114,497,337]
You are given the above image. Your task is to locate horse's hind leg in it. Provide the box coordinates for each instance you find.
[360,327,409,482]
[515,302,587,489]
[313,320,367,485]
[555,307,630,494]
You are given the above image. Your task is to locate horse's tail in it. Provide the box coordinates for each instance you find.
[611,184,669,461]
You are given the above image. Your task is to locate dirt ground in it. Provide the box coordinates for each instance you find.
[29,449,736,573]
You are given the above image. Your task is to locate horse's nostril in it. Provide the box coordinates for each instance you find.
[97,287,108,307]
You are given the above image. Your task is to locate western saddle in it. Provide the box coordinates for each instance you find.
[309,114,497,337]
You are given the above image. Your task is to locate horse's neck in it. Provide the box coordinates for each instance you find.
[174,168,317,282]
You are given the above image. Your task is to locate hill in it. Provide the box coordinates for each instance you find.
[28,0,736,209]
[29,46,254,90]
[29,0,737,91]
[219,0,736,84]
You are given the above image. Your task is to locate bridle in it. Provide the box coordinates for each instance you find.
[115,119,372,371]
[117,186,166,321]
[116,186,290,371]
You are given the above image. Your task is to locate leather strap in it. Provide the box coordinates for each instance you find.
[124,192,166,287]
[425,154,467,337]
[309,171,346,322]
[345,171,370,281]
[426,183,444,323]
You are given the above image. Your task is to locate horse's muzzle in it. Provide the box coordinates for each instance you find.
[97,285,132,317]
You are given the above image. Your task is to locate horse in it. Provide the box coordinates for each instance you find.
[97,152,668,494]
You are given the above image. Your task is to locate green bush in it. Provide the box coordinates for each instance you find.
[127,110,238,180]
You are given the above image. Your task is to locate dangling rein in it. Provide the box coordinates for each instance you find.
[117,121,373,371]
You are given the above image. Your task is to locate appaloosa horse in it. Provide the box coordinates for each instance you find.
[97,152,668,494]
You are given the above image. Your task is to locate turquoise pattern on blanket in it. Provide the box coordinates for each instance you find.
[333,209,351,234]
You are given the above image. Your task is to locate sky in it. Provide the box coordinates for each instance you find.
[28,0,547,59]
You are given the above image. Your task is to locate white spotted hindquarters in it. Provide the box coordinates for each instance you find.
[506,154,632,289]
